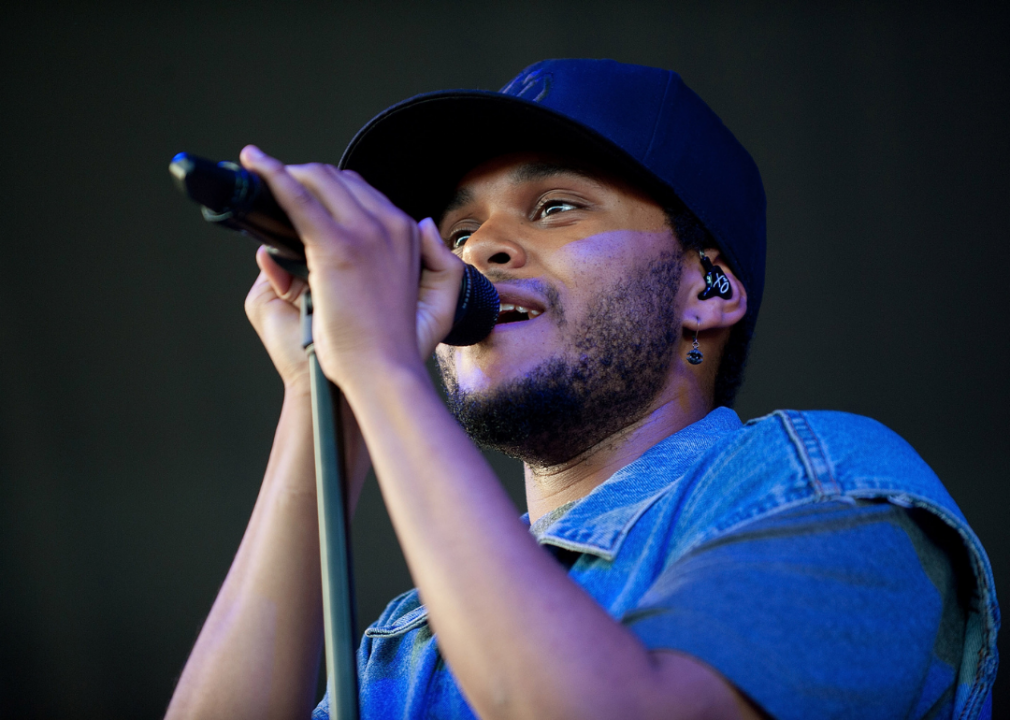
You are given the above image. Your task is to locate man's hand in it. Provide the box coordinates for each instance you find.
[239,146,463,389]
[245,247,310,393]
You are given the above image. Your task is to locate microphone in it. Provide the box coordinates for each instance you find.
[169,153,498,346]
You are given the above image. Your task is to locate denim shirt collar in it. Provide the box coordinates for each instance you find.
[526,407,743,561]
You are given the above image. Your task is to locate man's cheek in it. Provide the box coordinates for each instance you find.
[554,229,673,275]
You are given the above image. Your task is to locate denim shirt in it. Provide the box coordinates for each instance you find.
[314,408,999,719]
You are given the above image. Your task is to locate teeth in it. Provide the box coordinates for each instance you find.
[497,303,543,319]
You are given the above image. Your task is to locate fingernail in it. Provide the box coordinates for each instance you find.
[245,144,264,159]
[419,217,436,234]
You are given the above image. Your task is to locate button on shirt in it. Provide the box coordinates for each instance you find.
[313,408,999,720]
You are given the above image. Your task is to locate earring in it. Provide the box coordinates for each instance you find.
[687,319,703,365]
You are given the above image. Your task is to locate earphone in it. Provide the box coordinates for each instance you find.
[686,252,733,366]
[697,251,733,300]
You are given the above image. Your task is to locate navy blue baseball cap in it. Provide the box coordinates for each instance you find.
[339,58,766,322]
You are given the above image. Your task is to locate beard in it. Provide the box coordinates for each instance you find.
[437,250,683,467]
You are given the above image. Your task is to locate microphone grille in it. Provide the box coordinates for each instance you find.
[442,266,499,346]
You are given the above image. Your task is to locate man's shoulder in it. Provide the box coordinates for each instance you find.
[659,409,967,556]
[711,408,953,505]
[750,410,938,486]
[732,408,924,462]
[653,409,1000,720]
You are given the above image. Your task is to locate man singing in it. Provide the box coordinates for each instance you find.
[165,59,999,719]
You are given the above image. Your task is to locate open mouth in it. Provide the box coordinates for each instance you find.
[497,303,543,325]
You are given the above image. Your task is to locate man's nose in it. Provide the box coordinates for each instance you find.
[459,218,528,272]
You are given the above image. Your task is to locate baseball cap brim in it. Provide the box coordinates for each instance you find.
[338,90,678,224]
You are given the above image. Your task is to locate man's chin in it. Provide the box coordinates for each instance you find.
[442,363,588,466]
[442,354,668,467]
[435,346,552,401]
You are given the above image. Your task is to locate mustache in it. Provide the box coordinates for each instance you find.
[480,271,563,316]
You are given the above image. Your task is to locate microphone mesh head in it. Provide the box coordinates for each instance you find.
[442,265,499,346]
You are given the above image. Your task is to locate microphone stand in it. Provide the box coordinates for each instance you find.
[301,289,359,720]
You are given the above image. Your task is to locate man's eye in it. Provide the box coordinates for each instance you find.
[540,200,578,218]
[450,232,472,250]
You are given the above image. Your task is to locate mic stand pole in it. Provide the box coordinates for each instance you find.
[302,289,359,720]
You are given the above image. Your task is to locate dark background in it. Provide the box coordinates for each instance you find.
[1,2,1006,717]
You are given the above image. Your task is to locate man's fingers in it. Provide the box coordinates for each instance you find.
[331,167,402,219]
[244,270,276,321]
[287,163,372,231]
[337,170,422,258]
[419,217,459,275]
[241,149,418,269]
[255,245,307,303]
[291,164,419,258]
[239,146,340,252]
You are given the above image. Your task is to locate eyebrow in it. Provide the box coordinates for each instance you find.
[441,187,475,218]
[508,161,599,185]
[440,161,601,221]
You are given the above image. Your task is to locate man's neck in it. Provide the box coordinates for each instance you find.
[523,390,712,524]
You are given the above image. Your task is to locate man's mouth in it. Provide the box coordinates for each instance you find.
[492,282,550,327]
[497,303,543,324]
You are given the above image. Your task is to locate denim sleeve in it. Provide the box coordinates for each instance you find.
[623,500,967,720]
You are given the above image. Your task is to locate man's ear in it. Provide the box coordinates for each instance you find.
[680,248,748,331]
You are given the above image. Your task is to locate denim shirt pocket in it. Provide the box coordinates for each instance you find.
[364,604,430,638]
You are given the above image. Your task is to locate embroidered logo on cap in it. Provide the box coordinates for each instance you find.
[501,69,553,103]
